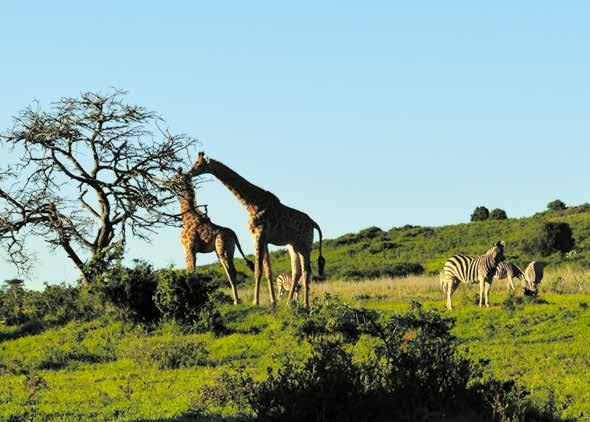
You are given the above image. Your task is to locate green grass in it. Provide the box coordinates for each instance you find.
[1,270,590,421]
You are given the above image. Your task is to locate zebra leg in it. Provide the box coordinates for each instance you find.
[479,278,485,307]
[446,277,458,310]
[508,276,515,292]
[484,279,492,307]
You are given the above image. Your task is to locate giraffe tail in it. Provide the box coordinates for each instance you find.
[312,219,325,277]
[232,231,255,272]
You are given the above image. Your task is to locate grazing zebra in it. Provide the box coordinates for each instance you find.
[524,261,544,294]
[276,272,301,300]
[494,262,525,292]
[441,241,505,310]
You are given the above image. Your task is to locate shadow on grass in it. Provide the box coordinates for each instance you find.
[0,320,45,343]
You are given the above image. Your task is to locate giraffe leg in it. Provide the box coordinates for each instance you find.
[287,245,302,302]
[252,235,265,306]
[262,245,276,305]
[298,250,312,309]
[227,260,240,305]
[216,238,239,305]
[184,246,196,271]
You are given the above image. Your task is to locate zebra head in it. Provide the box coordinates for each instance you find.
[486,241,505,264]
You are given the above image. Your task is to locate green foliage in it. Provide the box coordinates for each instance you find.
[93,259,160,324]
[154,269,226,334]
[490,208,508,220]
[94,260,226,333]
[37,283,87,325]
[471,206,490,222]
[0,281,95,328]
[547,199,567,211]
[525,222,575,257]
[0,279,27,325]
[288,294,380,343]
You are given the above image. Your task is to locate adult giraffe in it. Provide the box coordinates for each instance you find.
[169,168,254,305]
[190,152,325,308]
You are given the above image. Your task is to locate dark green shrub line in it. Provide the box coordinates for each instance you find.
[1,260,230,342]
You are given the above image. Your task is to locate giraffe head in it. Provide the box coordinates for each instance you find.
[190,152,212,176]
[163,167,195,201]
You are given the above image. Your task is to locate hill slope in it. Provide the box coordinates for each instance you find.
[201,204,590,281]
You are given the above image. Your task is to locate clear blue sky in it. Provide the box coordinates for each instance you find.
[1,2,588,289]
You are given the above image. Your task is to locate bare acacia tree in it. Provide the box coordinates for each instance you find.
[0,90,196,285]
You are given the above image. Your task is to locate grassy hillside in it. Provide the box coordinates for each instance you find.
[203,204,590,282]
[1,269,589,421]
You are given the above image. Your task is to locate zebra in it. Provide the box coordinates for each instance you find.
[494,261,525,292]
[276,272,301,300]
[441,241,505,310]
[524,261,544,294]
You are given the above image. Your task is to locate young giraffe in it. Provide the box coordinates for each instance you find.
[190,152,325,309]
[170,168,254,305]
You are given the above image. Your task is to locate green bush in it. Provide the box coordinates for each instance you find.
[154,269,226,334]
[94,261,226,332]
[0,280,91,328]
[471,206,490,222]
[288,294,379,343]
[490,208,508,220]
[525,222,575,256]
[38,283,85,325]
[547,199,567,211]
[93,260,160,324]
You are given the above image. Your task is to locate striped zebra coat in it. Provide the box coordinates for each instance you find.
[524,261,544,293]
[442,241,505,310]
[276,272,300,300]
[494,262,525,292]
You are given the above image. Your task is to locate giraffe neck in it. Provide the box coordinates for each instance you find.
[178,178,207,224]
[204,159,278,213]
